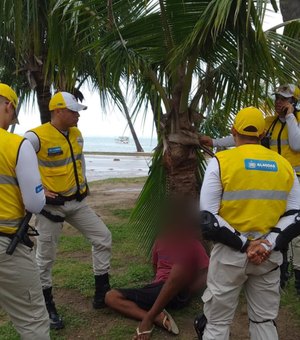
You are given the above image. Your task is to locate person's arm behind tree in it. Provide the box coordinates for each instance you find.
[199,135,235,148]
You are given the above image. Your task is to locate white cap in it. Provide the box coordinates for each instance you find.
[49,92,87,112]
[273,84,300,101]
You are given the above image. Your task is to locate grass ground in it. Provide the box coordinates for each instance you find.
[0,177,300,339]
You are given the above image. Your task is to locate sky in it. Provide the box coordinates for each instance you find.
[13,87,156,138]
[13,4,283,138]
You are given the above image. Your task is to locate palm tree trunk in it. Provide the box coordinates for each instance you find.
[36,83,52,123]
[118,88,144,152]
[149,92,162,136]
[31,68,52,123]
[162,85,200,200]
[163,141,199,200]
[279,0,300,21]
[9,96,24,133]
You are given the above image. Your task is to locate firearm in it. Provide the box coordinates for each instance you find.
[6,212,34,255]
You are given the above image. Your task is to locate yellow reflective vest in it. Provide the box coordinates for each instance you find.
[30,123,86,197]
[216,144,294,235]
[265,112,300,175]
[0,128,25,234]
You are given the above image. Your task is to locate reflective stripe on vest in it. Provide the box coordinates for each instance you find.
[38,153,82,168]
[0,218,22,226]
[0,175,18,186]
[269,139,289,146]
[222,190,288,201]
[216,144,294,234]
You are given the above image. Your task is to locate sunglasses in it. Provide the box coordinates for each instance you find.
[275,94,291,101]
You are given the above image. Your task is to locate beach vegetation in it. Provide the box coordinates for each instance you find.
[0,1,144,151]
[2,1,300,248]
[52,0,300,249]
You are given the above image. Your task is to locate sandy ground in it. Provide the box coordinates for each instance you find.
[1,179,299,339]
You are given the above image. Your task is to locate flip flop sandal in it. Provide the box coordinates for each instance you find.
[162,309,179,335]
[134,326,154,339]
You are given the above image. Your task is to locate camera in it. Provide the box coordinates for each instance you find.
[261,136,270,148]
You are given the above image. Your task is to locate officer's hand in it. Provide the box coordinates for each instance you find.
[44,188,58,198]
[199,136,213,147]
[247,240,271,265]
[281,102,295,116]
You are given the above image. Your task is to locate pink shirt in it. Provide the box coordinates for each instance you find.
[152,237,209,284]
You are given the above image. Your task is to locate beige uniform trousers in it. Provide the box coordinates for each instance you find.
[35,198,112,288]
[290,236,300,270]
[0,237,50,340]
[290,176,300,270]
[202,243,282,340]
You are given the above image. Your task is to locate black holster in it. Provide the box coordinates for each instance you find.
[274,212,300,252]
[194,314,207,339]
[200,210,244,252]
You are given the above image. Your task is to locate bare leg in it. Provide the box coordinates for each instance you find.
[105,290,168,327]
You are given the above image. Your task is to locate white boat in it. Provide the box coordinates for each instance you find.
[115,136,129,144]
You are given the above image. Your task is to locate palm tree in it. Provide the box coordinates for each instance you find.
[280,0,300,21]
[0,1,145,152]
[58,0,300,197]
[0,1,55,123]
[0,1,86,122]
[117,86,144,152]
[53,0,300,249]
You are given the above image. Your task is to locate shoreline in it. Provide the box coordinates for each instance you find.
[84,151,153,156]
[84,153,151,182]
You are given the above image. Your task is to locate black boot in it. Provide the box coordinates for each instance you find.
[93,273,110,309]
[294,270,300,295]
[43,287,64,330]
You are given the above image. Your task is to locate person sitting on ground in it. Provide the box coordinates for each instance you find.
[105,205,209,339]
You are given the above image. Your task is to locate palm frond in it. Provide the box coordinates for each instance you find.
[130,144,207,254]
[130,147,166,254]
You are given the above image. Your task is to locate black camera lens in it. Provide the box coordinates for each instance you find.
[261,136,270,148]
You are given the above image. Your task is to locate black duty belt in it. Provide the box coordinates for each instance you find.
[0,231,14,239]
[46,190,87,205]
[62,190,87,202]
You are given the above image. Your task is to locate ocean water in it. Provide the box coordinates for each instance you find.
[85,154,151,181]
[83,136,157,153]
